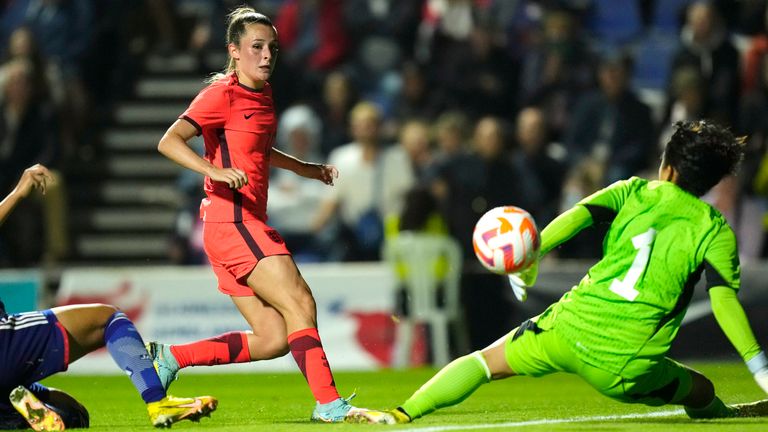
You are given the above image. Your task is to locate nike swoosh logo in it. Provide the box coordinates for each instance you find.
[244,112,256,119]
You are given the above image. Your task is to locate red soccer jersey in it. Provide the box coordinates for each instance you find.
[180,72,276,222]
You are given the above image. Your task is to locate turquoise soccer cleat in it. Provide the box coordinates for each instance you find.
[146,341,180,391]
[311,396,354,423]
[312,394,379,423]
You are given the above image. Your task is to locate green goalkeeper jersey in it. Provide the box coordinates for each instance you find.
[536,177,740,377]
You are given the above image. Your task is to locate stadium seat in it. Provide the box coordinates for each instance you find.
[631,33,680,91]
[383,233,468,368]
[652,0,696,35]
[586,0,643,46]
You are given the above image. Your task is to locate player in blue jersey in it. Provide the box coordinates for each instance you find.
[0,164,217,431]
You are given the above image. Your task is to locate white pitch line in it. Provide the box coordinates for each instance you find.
[401,409,685,432]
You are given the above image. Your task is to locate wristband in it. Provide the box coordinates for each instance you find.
[746,351,768,374]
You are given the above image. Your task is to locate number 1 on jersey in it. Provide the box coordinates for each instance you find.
[609,228,656,301]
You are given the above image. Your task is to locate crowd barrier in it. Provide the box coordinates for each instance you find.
[1,261,764,374]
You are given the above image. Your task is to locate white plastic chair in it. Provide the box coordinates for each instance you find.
[383,232,468,367]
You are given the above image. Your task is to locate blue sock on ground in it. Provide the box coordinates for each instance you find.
[104,312,166,403]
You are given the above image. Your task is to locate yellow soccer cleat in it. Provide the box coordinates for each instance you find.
[8,386,65,431]
[147,395,217,428]
[344,407,412,425]
[386,408,412,424]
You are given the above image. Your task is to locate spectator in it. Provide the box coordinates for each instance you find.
[0,59,59,194]
[422,110,472,203]
[564,51,655,186]
[671,1,740,126]
[742,4,768,94]
[426,115,523,349]
[736,52,768,262]
[18,0,93,155]
[343,0,423,108]
[397,119,435,181]
[267,104,327,261]
[428,116,525,259]
[657,67,706,150]
[417,0,478,110]
[430,110,471,162]
[316,70,357,157]
[391,60,445,125]
[512,107,567,225]
[344,0,423,62]
[273,0,349,103]
[1,26,63,109]
[442,26,519,117]
[1,0,93,80]
[312,101,414,261]
[520,8,595,139]
[0,58,63,266]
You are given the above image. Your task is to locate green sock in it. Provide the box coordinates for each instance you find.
[684,396,735,419]
[401,352,492,420]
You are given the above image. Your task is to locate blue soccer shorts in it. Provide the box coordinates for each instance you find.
[0,309,69,392]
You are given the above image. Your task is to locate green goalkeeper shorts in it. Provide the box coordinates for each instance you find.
[504,320,693,406]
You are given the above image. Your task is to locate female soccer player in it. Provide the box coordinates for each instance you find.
[352,120,768,424]
[152,7,366,423]
[0,164,217,430]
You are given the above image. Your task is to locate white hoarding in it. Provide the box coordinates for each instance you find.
[57,264,397,374]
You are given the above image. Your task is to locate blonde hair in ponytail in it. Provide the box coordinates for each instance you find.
[206,6,274,83]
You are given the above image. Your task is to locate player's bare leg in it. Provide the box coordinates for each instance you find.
[147,297,287,390]
[51,303,118,361]
[55,303,217,427]
[246,255,318,333]
[246,255,362,422]
[230,295,289,360]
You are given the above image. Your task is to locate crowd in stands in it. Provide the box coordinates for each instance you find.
[2,0,768,272]
[255,0,768,268]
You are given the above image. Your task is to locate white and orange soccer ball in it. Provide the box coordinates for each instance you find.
[472,206,540,274]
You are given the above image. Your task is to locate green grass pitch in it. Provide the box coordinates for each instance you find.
[41,362,768,431]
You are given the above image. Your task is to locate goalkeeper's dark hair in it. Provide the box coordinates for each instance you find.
[662,120,744,196]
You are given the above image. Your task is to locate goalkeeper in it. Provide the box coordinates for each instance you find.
[352,120,768,424]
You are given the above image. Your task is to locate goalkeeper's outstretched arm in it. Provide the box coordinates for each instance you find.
[538,204,594,257]
[709,286,768,394]
[508,204,594,301]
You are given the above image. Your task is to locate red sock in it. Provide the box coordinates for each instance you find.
[170,331,250,368]
[288,328,340,404]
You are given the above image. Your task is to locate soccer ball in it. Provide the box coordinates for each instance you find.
[472,206,540,274]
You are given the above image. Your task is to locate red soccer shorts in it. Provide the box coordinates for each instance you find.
[203,219,291,296]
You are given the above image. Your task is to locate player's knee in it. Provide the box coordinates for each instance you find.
[95,303,121,321]
[261,334,290,358]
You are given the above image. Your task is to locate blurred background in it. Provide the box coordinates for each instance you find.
[1,0,768,371]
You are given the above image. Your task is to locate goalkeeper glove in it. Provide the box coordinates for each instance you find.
[746,351,768,394]
[507,260,539,303]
